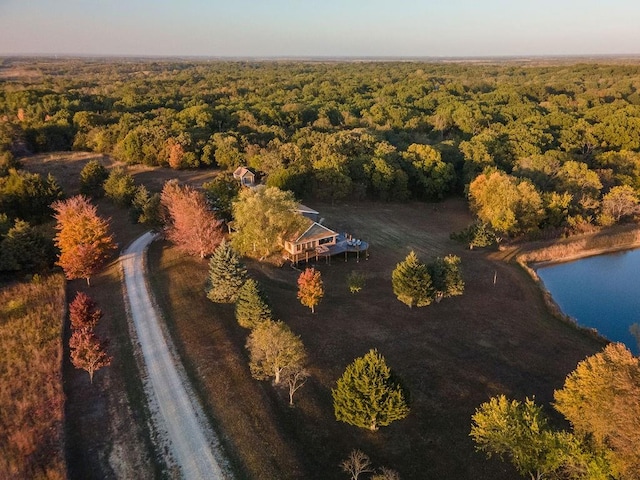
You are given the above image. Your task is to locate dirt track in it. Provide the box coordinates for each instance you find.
[121,232,229,479]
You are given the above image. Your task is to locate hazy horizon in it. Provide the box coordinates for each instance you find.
[1,1,639,58]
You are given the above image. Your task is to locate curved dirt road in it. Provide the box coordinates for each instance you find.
[121,231,227,479]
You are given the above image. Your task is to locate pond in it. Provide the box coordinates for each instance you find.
[536,248,640,355]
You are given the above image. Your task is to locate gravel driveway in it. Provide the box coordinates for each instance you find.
[121,231,229,479]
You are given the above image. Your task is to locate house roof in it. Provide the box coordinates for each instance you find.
[295,203,319,216]
[290,220,338,243]
[233,166,255,179]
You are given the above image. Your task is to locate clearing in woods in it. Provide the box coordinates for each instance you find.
[148,198,604,479]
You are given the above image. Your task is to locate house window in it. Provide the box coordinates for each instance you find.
[296,244,302,252]
[319,237,333,245]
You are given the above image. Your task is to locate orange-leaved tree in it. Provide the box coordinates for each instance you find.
[160,180,224,258]
[69,329,112,384]
[297,267,324,313]
[52,195,116,286]
[69,291,103,331]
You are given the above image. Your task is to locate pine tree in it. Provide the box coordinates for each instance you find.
[391,251,433,307]
[332,349,409,431]
[235,278,272,329]
[79,159,108,198]
[297,267,324,313]
[104,166,136,206]
[442,255,464,297]
[130,185,161,226]
[206,239,247,303]
[428,254,464,300]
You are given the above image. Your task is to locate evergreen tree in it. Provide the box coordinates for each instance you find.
[79,159,108,198]
[391,251,433,307]
[206,239,247,303]
[235,278,272,329]
[332,349,409,431]
[0,220,54,272]
[103,166,136,207]
[130,185,161,226]
[428,254,464,300]
[441,255,464,296]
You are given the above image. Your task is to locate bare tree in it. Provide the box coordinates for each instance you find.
[340,450,373,480]
[284,367,309,406]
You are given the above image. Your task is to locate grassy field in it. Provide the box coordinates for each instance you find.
[0,275,66,480]
[148,198,605,479]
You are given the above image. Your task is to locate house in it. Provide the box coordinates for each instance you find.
[283,218,339,262]
[233,166,257,187]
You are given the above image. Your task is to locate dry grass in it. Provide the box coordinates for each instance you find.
[149,198,605,479]
[0,274,66,480]
[20,152,218,196]
[18,153,222,479]
[148,245,308,479]
[517,223,640,265]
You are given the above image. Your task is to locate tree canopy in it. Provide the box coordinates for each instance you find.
[52,195,116,285]
[246,320,306,385]
[160,180,224,258]
[554,343,640,478]
[6,60,640,233]
[231,186,307,260]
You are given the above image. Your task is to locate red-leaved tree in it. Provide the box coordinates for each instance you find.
[52,195,116,286]
[297,267,324,313]
[69,329,112,384]
[69,291,103,331]
[161,180,224,258]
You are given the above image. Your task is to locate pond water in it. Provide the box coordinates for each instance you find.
[536,249,640,355]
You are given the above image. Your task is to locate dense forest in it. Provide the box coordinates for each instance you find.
[2,58,640,242]
[4,58,640,479]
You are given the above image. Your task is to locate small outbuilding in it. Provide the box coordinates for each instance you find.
[233,166,257,187]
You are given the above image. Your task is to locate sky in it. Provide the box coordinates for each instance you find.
[1,0,640,58]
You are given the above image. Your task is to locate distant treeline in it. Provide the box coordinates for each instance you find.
[3,59,640,235]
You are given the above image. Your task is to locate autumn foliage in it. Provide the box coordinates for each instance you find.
[69,291,103,331]
[52,195,116,285]
[161,180,223,258]
[297,267,324,313]
[68,291,111,383]
[69,329,112,384]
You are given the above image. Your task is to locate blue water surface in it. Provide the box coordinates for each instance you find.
[536,249,640,355]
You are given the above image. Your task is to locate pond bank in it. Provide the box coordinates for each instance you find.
[498,223,640,344]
